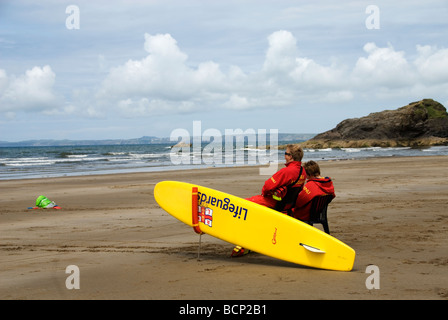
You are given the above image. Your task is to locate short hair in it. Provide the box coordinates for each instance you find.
[304,160,320,177]
[287,144,304,161]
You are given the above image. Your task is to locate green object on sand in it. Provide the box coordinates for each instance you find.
[35,195,56,208]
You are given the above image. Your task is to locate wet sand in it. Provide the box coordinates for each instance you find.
[1,156,447,300]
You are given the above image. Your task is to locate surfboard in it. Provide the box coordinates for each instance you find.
[154,181,355,271]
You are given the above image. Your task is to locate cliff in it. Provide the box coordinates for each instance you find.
[300,99,448,148]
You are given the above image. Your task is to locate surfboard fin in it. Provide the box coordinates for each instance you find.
[300,243,325,254]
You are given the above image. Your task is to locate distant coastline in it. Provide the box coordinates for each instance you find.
[0,133,316,147]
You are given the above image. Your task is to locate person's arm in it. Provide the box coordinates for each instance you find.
[261,168,289,197]
[295,183,315,208]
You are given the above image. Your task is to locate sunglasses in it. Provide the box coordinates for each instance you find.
[284,152,291,156]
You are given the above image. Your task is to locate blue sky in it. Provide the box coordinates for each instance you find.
[1,0,448,141]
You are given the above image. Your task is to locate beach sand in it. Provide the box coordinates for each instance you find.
[1,156,447,300]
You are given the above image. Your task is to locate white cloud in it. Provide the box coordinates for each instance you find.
[0,69,8,92]
[319,90,354,103]
[263,30,299,75]
[352,42,415,88]
[93,31,448,117]
[2,31,448,121]
[96,30,357,116]
[222,94,250,110]
[96,33,230,114]
[415,45,448,83]
[346,42,448,102]
[0,65,59,115]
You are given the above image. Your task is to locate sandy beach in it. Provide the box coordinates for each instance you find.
[1,156,447,300]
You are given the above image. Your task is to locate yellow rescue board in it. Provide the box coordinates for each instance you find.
[154,181,355,271]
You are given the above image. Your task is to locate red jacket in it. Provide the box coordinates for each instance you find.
[260,161,307,207]
[292,177,335,221]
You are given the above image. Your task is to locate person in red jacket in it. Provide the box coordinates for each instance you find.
[292,160,335,222]
[231,144,306,257]
[246,144,306,208]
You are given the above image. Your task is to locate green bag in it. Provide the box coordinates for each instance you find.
[36,195,56,208]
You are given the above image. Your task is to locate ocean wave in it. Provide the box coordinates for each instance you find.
[1,156,109,167]
[422,146,448,152]
[341,148,362,153]
[103,152,128,156]
[304,148,333,152]
[128,153,164,159]
[2,143,448,180]
[57,152,91,158]
[67,154,88,158]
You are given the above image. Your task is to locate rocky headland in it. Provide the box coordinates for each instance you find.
[300,99,448,148]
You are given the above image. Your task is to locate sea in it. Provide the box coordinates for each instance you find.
[1,143,448,180]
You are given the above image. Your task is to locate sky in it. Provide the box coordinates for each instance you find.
[0,0,448,142]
